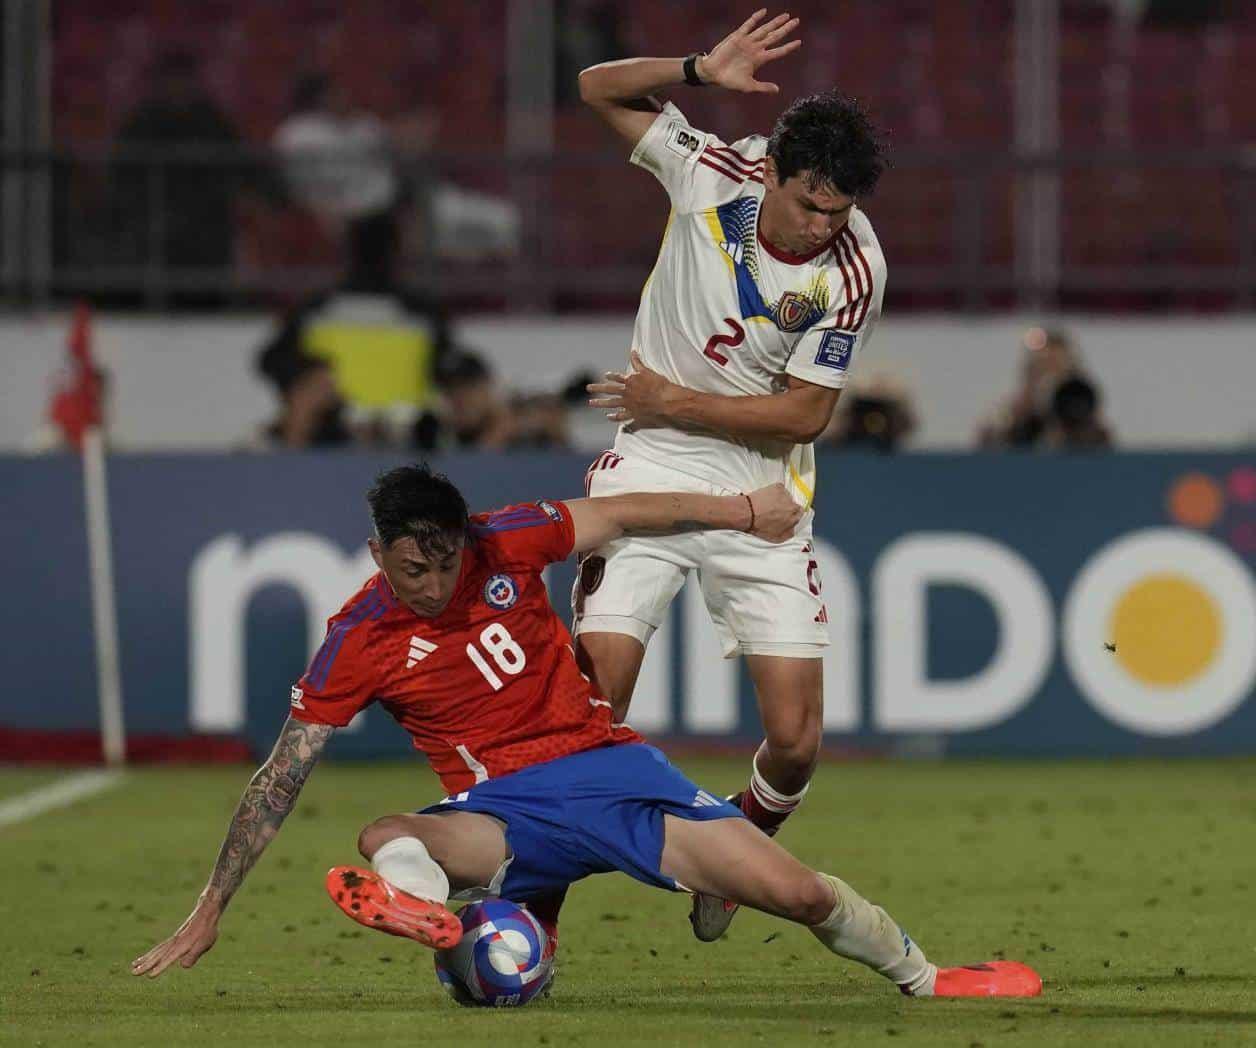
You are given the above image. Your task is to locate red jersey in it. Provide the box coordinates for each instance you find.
[289,499,641,794]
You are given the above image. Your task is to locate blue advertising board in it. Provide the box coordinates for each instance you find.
[2,451,1254,757]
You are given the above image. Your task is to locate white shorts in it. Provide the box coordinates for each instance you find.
[571,452,829,659]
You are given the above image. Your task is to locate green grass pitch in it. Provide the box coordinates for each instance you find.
[3,756,1255,1046]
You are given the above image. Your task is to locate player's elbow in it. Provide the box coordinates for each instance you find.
[793,418,829,444]
[788,391,838,444]
[788,409,831,444]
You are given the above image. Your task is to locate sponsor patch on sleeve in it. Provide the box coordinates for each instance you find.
[814,330,856,371]
[665,120,706,159]
[537,499,564,524]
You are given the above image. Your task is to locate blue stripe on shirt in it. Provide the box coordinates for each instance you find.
[306,593,383,690]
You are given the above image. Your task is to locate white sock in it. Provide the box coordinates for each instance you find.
[749,759,810,814]
[371,836,450,905]
[809,874,937,996]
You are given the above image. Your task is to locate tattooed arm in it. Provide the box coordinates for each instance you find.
[564,483,802,552]
[130,716,334,978]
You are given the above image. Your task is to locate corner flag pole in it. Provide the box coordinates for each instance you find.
[54,304,126,766]
[82,424,126,766]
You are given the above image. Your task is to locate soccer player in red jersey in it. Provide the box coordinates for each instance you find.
[132,465,1040,999]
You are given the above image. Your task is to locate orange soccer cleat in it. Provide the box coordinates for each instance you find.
[930,961,1043,997]
[325,866,462,950]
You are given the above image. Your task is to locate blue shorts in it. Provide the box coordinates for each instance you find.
[419,743,743,900]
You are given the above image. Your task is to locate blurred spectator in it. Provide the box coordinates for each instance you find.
[415,359,599,451]
[1043,376,1114,450]
[510,392,571,449]
[253,356,352,450]
[274,73,399,248]
[109,50,245,304]
[976,328,1113,449]
[256,216,450,444]
[822,371,918,453]
[387,81,520,266]
[429,349,516,450]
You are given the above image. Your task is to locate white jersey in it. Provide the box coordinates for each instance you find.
[615,103,887,504]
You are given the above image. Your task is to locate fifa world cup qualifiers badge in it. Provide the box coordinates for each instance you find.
[815,329,855,371]
[484,574,519,610]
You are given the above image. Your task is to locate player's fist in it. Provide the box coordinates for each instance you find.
[746,483,803,542]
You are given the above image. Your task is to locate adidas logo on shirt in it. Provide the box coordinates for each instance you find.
[406,635,437,669]
[692,790,723,808]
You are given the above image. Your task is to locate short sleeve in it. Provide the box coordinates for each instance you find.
[290,605,383,727]
[470,500,575,569]
[629,103,712,212]
[786,233,887,390]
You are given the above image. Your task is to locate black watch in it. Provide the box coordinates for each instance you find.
[683,51,708,87]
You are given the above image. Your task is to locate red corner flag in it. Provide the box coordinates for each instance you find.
[49,302,104,450]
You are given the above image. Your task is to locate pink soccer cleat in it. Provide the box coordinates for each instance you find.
[325,866,462,950]
[930,961,1043,997]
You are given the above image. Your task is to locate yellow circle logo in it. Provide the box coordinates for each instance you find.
[1063,529,1256,735]
[1108,574,1222,687]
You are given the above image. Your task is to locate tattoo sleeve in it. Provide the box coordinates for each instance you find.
[201,716,334,910]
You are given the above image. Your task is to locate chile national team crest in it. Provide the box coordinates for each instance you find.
[483,574,519,610]
[775,291,812,332]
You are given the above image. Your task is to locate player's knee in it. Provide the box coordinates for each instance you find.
[775,873,834,927]
[357,815,420,860]
[764,721,821,779]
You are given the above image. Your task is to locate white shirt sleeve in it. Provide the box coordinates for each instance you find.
[628,102,711,213]
[785,243,887,390]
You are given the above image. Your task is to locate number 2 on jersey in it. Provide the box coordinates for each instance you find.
[466,622,526,691]
[703,317,745,365]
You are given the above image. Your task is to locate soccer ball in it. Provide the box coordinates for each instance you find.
[434,899,554,1007]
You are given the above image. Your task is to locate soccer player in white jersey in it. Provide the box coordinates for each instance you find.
[576,10,885,942]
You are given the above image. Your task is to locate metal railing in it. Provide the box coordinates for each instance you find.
[2,144,1253,311]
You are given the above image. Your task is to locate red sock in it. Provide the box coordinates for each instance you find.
[736,770,809,836]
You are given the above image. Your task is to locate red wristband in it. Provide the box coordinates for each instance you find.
[743,493,755,533]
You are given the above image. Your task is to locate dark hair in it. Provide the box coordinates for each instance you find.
[367,464,470,556]
[436,348,492,390]
[767,91,886,197]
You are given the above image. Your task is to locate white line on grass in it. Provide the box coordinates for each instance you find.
[0,769,126,829]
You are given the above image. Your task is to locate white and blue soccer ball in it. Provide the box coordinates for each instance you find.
[434,899,554,1007]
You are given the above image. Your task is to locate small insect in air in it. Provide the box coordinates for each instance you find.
[1104,642,1117,653]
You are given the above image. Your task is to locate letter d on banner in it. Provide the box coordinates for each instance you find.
[873,534,1054,732]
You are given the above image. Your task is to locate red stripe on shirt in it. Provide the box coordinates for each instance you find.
[705,144,765,175]
[840,226,875,330]
[833,235,856,329]
[698,154,750,184]
[836,232,867,331]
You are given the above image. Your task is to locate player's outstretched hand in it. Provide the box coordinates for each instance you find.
[130,902,219,978]
[747,482,803,542]
[699,9,802,95]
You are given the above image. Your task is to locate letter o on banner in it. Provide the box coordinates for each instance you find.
[1063,528,1256,736]
[874,534,1054,732]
